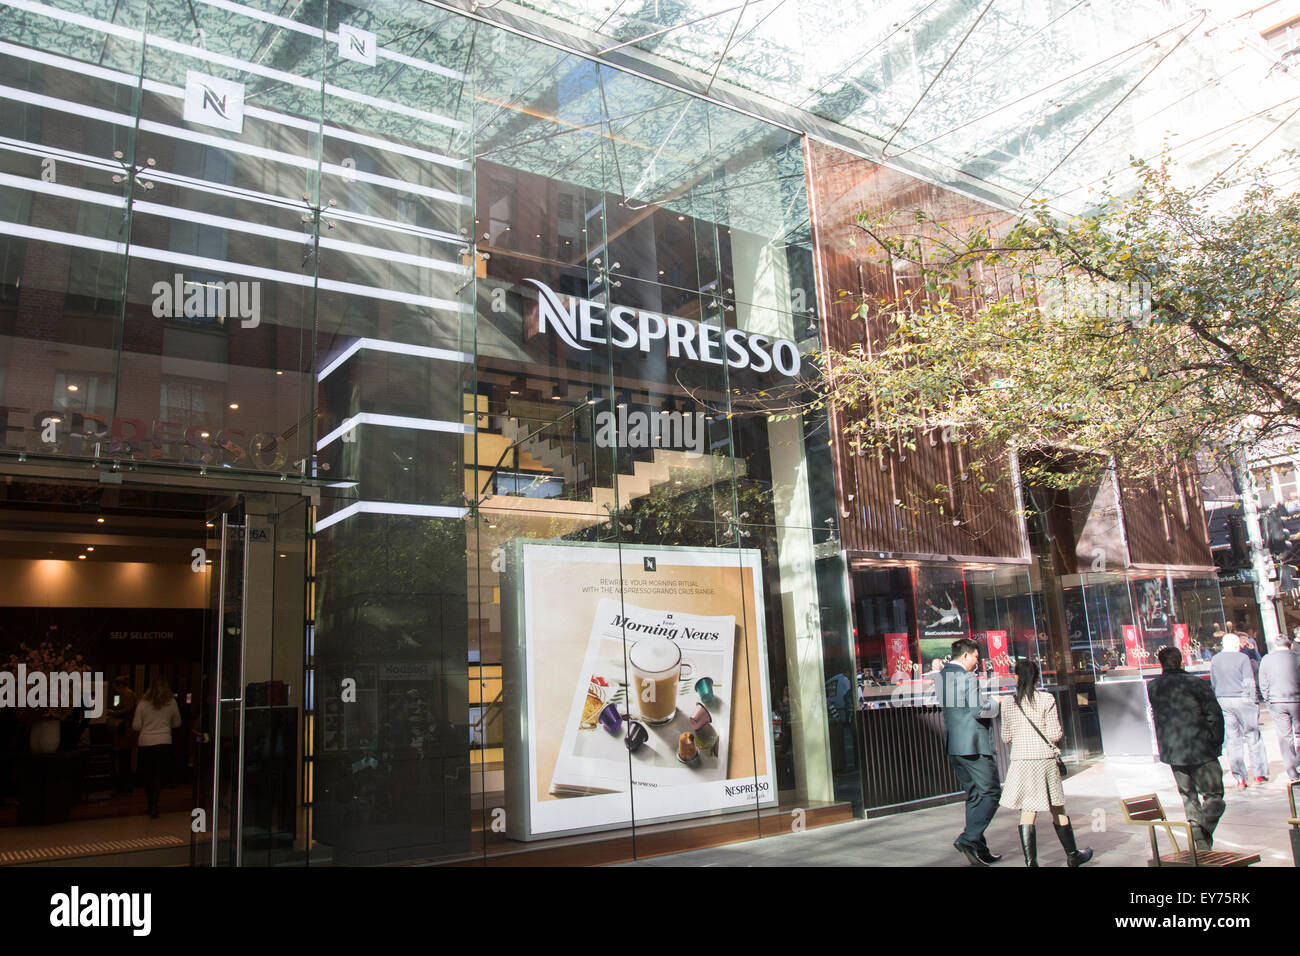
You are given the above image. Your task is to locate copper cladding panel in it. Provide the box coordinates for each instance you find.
[806,140,1024,560]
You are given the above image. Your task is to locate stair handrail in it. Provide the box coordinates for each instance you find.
[475,400,597,502]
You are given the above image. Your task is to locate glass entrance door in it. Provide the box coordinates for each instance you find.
[204,492,310,866]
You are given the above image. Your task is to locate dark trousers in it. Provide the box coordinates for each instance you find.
[949,753,1001,848]
[1267,702,1300,781]
[137,744,171,814]
[1170,759,1225,848]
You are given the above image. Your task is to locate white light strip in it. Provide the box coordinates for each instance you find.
[0,170,124,210]
[0,220,124,255]
[321,206,463,246]
[0,220,466,313]
[127,244,465,311]
[0,38,468,171]
[0,135,464,250]
[0,82,135,132]
[131,199,466,274]
[0,37,133,86]
[0,172,466,274]
[2,0,468,131]
[1,0,139,42]
[315,500,468,532]
[316,412,471,451]
[139,168,463,246]
[193,0,469,82]
[318,337,473,382]
[322,82,464,133]
[0,133,122,177]
[0,81,468,207]
[137,118,469,206]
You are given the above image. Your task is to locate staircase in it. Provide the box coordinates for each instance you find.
[499,417,588,485]
[466,417,742,647]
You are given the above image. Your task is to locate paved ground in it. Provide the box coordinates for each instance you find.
[628,728,1300,867]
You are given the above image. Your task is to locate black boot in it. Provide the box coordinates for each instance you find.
[1053,818,1093,867]
[1018,824,1039,867]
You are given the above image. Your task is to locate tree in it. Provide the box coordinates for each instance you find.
[818,153,1300,500]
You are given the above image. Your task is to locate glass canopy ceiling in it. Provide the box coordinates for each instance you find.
[472,0,1300,213]
[2,0,1291,248]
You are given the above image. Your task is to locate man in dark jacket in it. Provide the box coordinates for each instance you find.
[1148,646,1227,850]
[936,637,1002,866]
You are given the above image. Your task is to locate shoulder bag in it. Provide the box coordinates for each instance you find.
[1013,694,1069,779]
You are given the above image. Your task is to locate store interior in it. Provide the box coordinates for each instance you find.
[0,477,215,865]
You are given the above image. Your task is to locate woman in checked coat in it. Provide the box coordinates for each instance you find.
[1000,658,1093,867]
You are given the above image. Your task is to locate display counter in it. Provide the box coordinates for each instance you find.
[1095,669,1213,758]
[856,685,1014,812]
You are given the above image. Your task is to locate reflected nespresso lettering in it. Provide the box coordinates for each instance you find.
[0,408,289,470]
[525,279,801,377]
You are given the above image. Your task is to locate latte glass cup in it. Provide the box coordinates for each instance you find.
[628,638,694,725]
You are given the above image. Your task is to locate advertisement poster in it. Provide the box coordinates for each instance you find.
[1173,622,1192,660]
[984,630,1011,676]
[1135,577,1172,647]
[884,632,913,683]
[914,565,969,671]
[1122,624,1147,667]
[503,540,775,840]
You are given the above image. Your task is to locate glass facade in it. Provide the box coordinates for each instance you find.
[0,0,855,865]
[0,0,1231,866]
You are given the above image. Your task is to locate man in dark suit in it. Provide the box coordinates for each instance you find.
[935,637,1003,865]
[1148,646,1226,850]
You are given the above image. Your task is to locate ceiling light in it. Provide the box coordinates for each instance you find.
[276,370,284,376]
[66,384,78,391]
[677,215,685,221]
[77,554,86,560]
[228,403,239,410]
[206,522,214,528]
[200,431,210,438]
[86,547,94,552]
[96,517,105,524]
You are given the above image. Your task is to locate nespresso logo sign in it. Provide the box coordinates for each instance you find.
[525,279,801,377]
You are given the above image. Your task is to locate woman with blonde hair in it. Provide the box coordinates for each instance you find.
[132,675,180,819]
[999,658,1093,867]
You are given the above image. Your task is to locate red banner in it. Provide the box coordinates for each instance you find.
[884,632,913,683]
[1122,624,1147,667]
[985,630,1011,676]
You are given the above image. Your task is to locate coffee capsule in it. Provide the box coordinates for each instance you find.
[694,676,716,702]
[694,722,719,753]
[579,682,607,729]
[689,703,712,731]
[624,720,649,753]
[676,731,699,764]
[597,702,623,734]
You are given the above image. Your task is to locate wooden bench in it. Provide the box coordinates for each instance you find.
[1288,781,1300,867]
[1119,794,1260,867]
